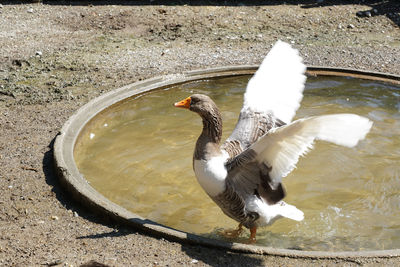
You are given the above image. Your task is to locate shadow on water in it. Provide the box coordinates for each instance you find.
[3,0,399,27]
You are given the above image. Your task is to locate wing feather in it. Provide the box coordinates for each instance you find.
[243,40,306,123]
[252,114,373,189]
[222,40,305,156]
[224,114,372,205]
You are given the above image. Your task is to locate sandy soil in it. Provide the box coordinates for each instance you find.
[1,1,400,266]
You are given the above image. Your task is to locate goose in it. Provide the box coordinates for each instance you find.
[174,41,372,243]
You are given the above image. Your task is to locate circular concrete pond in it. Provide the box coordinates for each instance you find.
[54,66,400,258]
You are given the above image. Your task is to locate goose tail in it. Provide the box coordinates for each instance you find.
[278,201,304,221]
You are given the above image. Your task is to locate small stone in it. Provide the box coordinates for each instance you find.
[35,51,42,57]
[46,259,63,266]
[8,185,12,189]
[27,8,33,13]
[191,259,199,264]
[73,211,78,217]
[365,11,371,17]
[347,24,355,29]
[0,4,3,8]
[51,215,59,221]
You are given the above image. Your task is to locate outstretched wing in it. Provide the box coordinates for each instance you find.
[225,114,373,205]
[222,40,306,158]
[243,40,306,122]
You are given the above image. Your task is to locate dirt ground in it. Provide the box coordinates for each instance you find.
[1,0,400,266]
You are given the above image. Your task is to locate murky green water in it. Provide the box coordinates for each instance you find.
[74,75,400,251]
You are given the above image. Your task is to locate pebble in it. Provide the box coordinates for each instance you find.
[35,51,42,57]
[191,259,199,264]
[347,24,355,29]
[27,8,34,13]
[51,215,59,220]
[356,10,377,18]
[45,259,63,266]
[73,211,78,217]
[0,4,3,8]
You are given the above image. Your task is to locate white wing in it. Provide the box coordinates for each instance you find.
[243,40,306,124]
[251,114,373,189]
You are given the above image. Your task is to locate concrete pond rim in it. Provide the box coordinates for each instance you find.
[53,65,400,259]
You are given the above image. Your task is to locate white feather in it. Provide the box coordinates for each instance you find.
[252,114,373,184]
[276,202,304,221]
[193,152,229,197]
[246,198,304,226]
[243,40,306,123]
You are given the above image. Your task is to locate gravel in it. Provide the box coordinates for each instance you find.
[0,2,399,266]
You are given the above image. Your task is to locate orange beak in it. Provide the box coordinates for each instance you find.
[174,97,191,109]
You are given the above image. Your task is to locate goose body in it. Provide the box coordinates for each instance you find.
[174,41,373,242]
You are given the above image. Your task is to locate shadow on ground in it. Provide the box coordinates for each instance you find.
[4,0,400,27]
[302,0,400,27]
[3,0,400,27]
[43,137,123,228]
[181,244,265,267]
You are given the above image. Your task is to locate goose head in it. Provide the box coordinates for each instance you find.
[174,94,219,117]
[174,94,223,143]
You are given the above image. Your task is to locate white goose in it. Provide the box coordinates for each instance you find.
[174,41,372,243]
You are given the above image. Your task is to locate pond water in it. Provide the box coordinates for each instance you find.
[74,75,400,251]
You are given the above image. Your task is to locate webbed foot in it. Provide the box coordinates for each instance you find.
[245,226,257,244]
[218,223,243,239]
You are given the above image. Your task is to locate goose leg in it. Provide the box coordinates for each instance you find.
[220,223,243,238]
[248,226,257,244]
